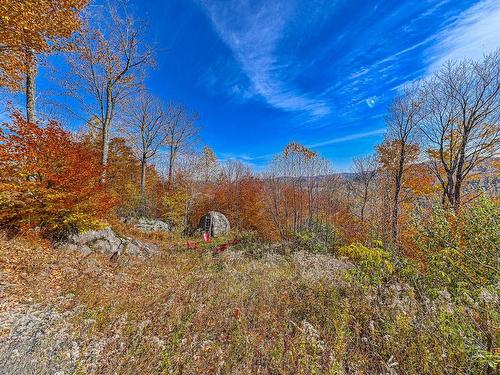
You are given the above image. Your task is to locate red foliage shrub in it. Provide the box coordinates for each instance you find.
[0,112,115,237]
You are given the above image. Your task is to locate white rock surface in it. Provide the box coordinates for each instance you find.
[64,227,159,257]
[134,217,172,232]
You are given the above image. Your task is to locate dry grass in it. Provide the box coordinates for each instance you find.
[0,233,487,374]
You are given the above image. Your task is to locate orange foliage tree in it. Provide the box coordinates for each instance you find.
[0,0,88,121]
[0,113,115,237]
[189,160,275,239]
[80,133,167,219]
[212,176,273,237]
[105,137,142,216]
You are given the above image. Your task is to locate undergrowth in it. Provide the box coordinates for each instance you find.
[0,199,498,374]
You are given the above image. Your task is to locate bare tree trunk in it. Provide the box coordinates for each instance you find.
[101,122,111,165]
[391,149,405,243]
[361,188,368,224]
[140,155,147,216]
[441,188,447,206]
[100,84,113,183]
[25,48,37,123]
[453,177,462,210]
[100,120,111,183]
[453,141,467,211]
[391,174,401,243]
[167,145,176,189]
[444,172,455,208]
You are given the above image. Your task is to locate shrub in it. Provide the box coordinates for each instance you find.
[338,241,394,284]
[415,197,499,296]
[0,113,115,238]
[413,197,500,372]
[292,219,342,254]
[230,230,274,258]
[161,189,189,232]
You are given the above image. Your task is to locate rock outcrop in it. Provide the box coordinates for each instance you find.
[198,211,230,237]
[134,217,172,232]
[63,227,159,257]
[121,217,172,233]
[0,301,79,375]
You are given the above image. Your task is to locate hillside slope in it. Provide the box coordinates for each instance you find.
[1,232,495,374]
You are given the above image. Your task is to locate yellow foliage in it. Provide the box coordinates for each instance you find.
[338,242,394,278]
[162,190,188,230]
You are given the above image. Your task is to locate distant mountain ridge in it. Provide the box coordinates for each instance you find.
[290,158,499,195]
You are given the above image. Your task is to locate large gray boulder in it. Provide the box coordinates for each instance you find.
[198,211,230,237]
[64,227,159,257]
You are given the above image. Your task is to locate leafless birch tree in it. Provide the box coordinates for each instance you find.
[122,93,165,215]
[164,103,200,188]
[383,83,425,243]
[68,6,154,181]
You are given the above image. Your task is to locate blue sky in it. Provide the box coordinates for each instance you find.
[12,0,500,170]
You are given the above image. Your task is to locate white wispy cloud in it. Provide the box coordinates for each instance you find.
[308,128,386,148]
[427,0,500,71]
[376,36,435,66]
[217,127,385,165]
[199,0,331,118]
[218,151,275,163]
[350,68,370,79]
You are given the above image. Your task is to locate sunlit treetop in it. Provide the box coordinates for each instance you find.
[0,0,88,90]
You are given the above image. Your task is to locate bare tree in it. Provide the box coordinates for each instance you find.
[421,50,500,210]
[164,103,199,188]
[122,93,165,215]
[382,84,425,243]
[221,159,252,183]
[195,145,220,183]
[351,154,378,223]
[264,143,332,239]
[68,6,154,181]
